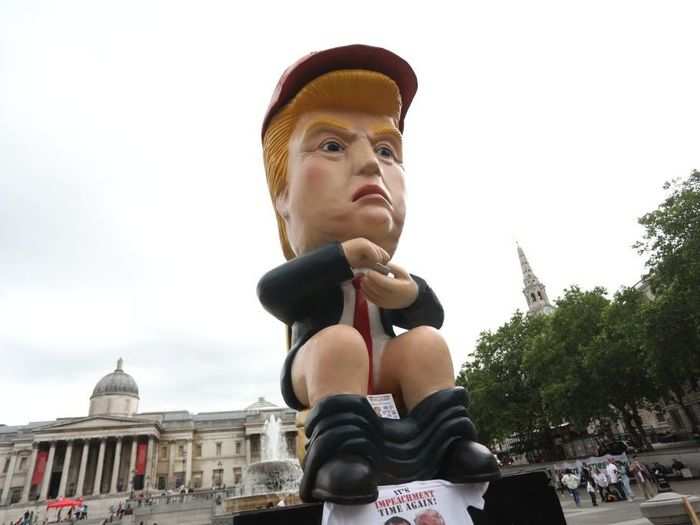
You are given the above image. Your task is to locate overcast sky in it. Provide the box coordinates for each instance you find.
[2,1,699,426]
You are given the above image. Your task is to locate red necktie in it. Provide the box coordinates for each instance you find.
[352,275,374,394]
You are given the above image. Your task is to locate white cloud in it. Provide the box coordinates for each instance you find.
[1,0,699,424]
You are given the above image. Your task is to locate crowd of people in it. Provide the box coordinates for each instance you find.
[6,510,38,525]
[5,503,88,525]
[557,455,679,507]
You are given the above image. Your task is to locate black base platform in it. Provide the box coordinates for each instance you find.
[229,470,566,525]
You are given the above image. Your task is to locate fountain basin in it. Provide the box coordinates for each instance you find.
[243,459,303,494]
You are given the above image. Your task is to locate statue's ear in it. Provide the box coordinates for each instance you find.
[274,188,290,220]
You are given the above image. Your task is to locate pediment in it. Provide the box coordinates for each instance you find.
[39,416,149,432]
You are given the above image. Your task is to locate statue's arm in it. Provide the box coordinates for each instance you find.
[257,242,354,325]
[388,275,444,329]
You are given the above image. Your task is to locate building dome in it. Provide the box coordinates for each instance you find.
[89,358,140,417]
[91,358,139,399]
[245,397,279,412]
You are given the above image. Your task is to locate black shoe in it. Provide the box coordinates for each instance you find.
[439,439,501,483]
[310,454,378,504]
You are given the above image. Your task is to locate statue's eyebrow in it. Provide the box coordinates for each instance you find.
[370,126,403,146]
[301,119,356,143]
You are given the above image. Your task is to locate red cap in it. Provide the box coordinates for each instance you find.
[261,44,418,141]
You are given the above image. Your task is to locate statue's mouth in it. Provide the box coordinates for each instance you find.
[352,184,391,204]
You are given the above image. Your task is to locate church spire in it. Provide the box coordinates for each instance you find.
[517,243,554,315]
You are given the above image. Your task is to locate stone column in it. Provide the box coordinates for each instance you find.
[245,437,251,466]
[185,440,193,488]
[75,440,90,497]
[110,437,123,493]
[168,442,175,489]
[1,451,18,505]
[39,442,56,501]
[145,436,155,491]
[93,439,106,495]
[127,437,137,492]
[21,444,39,503]
[57,440,73,497]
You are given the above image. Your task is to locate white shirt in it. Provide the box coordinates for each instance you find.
[594,472,609,487]
[561,474,579,490]
[339,277,391,387]
[606,463,619,483]
[322,479,488,525]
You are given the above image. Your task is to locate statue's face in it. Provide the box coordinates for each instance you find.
[278,110,406,257]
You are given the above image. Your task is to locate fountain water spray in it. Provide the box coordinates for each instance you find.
[262,415,289,461]
[242,415,302,495]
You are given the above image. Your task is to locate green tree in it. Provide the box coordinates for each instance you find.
[524,287,612,431]
[636,170,700,432]
[457,312,555,458]
[585,286,659,449]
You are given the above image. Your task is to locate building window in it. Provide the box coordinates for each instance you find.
[158,476,166,490]
[233,467,242,485]
[215,442,222,457]
[9,487,22,504]
[160,445,168,460]
[212,469,223,487]
[18,457,27,471]
[235,441,241,456]
[2,458,9,474]
[286,433,296,456]
[250,436,260,457]
[178,445,185,458]
[195,443,202,457]
[174,471,185,489]
[192,471,203,489]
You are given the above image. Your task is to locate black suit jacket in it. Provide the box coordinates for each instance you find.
[258,242,444,346]
[257,242,445,409]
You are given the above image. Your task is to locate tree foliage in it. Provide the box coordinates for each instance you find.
[460,170,700,457]
[637,170,700,430]
[525,287,611,430]
[457,312,554,457]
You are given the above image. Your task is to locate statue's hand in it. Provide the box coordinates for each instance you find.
[341,238,390,269]
[361,262,419,310]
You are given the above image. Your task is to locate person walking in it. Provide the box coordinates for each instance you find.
[606,458,627,500]
[593,467,610,502]
[561,469,581,507]
[628,459,650,498]
[619,462,635,500]
[586,478,598,506]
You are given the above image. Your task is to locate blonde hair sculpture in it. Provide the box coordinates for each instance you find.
[262,69,402,260]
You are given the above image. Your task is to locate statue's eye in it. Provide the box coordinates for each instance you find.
[376,145,396,159]
[320,140,344,153]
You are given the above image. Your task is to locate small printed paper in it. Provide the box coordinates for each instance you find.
[322,479,489,525]
[367,393,400,420]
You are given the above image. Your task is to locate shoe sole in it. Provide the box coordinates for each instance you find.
[311,488,378,505]
[446,470,503,483]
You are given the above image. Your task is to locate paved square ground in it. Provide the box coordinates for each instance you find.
[558,479,700,525]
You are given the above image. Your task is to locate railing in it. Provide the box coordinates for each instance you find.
[126,486,242,509]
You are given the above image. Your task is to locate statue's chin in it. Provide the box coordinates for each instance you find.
[291,226,402,259]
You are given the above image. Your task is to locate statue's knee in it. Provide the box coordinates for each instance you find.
[399,326,452,373]
[408,326,448,351]
[312,325,369,367]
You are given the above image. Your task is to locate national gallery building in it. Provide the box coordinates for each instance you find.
[0,360,296,507]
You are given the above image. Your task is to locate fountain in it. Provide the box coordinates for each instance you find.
[243,415,302,494]
[220,415,302,516]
